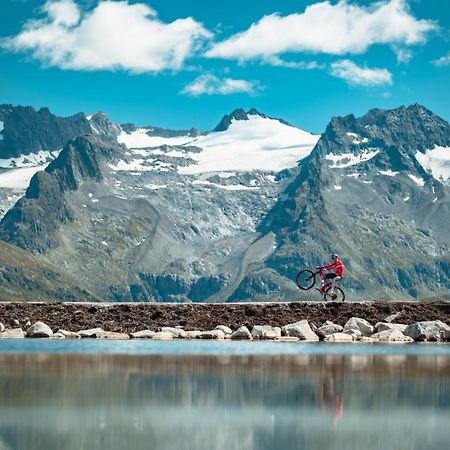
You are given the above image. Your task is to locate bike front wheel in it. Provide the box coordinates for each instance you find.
[324,287,345,302]
[296,269,316,290]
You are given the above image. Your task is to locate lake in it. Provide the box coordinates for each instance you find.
[0,340,449,450]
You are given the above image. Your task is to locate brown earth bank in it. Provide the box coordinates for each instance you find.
[0,301,449,333]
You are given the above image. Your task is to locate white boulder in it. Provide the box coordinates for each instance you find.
[0,328,25,339]
[324,333,353,342]
[371,328,413,342]
[282,320,319,341]
[130,330,156,339]
[404,321,450,341]
[343,317,374,337]
[26,321,53,338]
[375,322,407,333]
[231,326,252,340]
[215,325,233,335]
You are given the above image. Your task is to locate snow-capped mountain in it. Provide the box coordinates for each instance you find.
[0,103,449,301]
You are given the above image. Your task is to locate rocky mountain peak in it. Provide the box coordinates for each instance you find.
[88,112,122,138]
[0,135,122,253]
[213,108,292,132]
[0,104,91,159]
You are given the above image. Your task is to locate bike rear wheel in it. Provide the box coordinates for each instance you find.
[323,287,345,302]
[296,269,316,290]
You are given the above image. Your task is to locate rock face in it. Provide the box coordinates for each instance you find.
[343,318,374,337]
[282,320,319,341]
[404,320,450,341]
[26,321,53,338]
[0,135,121,253]
[259,104,450,300]
[0,104,91,159]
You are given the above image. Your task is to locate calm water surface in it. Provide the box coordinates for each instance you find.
[0,340,449,450]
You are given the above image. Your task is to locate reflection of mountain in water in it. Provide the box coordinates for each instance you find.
[0,353,449,450]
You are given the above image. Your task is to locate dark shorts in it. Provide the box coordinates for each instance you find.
[325,273,341,280]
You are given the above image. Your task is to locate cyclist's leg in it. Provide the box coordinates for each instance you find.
[329,276,341,294]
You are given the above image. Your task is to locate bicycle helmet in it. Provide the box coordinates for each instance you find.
[331,253,339,259]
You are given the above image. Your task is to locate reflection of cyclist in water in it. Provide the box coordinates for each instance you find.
[318,377,343,419]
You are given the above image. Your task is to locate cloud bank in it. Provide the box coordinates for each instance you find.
[206,0,436,61]
[2,0,211,73]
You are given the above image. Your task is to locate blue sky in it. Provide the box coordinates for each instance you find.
[0,0,449,133]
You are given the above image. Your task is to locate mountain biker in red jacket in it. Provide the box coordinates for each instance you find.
[317,254,345,298]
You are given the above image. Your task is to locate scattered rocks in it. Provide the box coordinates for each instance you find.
[251,325,281,340]
[231,325,252,340]
[152,331,174,340]
[282,320,319,341]
[130,330,156,339]
[316,321,343,339]
[57,329,81,339]
[161,327,187,338]
[0,328,25,339]
[215,325,233,335]
[13,319,20,326]
[26,321,53,338]
[51,332,66,339]
[344,317,374,337]
[404,321,450,342]
[324,333,353,342]
[371,329,413,342]
[78,328,105,338]
[185,331,203,339]
[0,322,4,332]
[199,330,225,340]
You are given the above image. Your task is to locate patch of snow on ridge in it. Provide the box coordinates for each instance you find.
[408,174,425,187]
[0,120,4,140]
[118,129,192,149]
[415,146,450,183]
[326,149,379,169]
[179,115,319,174]
[0,150,60,168]
[379,170,399,176]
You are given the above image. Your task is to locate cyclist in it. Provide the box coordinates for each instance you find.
[316,254,345,299]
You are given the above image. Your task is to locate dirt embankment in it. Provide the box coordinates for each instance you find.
[0,301,449,333]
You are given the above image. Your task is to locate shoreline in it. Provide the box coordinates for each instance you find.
[0,301,449,343]
[0,301,449,332]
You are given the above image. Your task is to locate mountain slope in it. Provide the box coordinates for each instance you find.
[0,241,99,302]
[255,104,450,300]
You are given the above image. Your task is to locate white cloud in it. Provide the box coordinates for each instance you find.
[264,56,323,69]
[2,0,212,73]
[182,73,262,96]
[206,0,436,61]
[432,52,450,67]
[330,60,393,86]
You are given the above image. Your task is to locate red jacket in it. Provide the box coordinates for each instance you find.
[322,258,345,277]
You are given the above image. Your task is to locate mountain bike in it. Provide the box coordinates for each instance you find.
[296,267,345,302]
